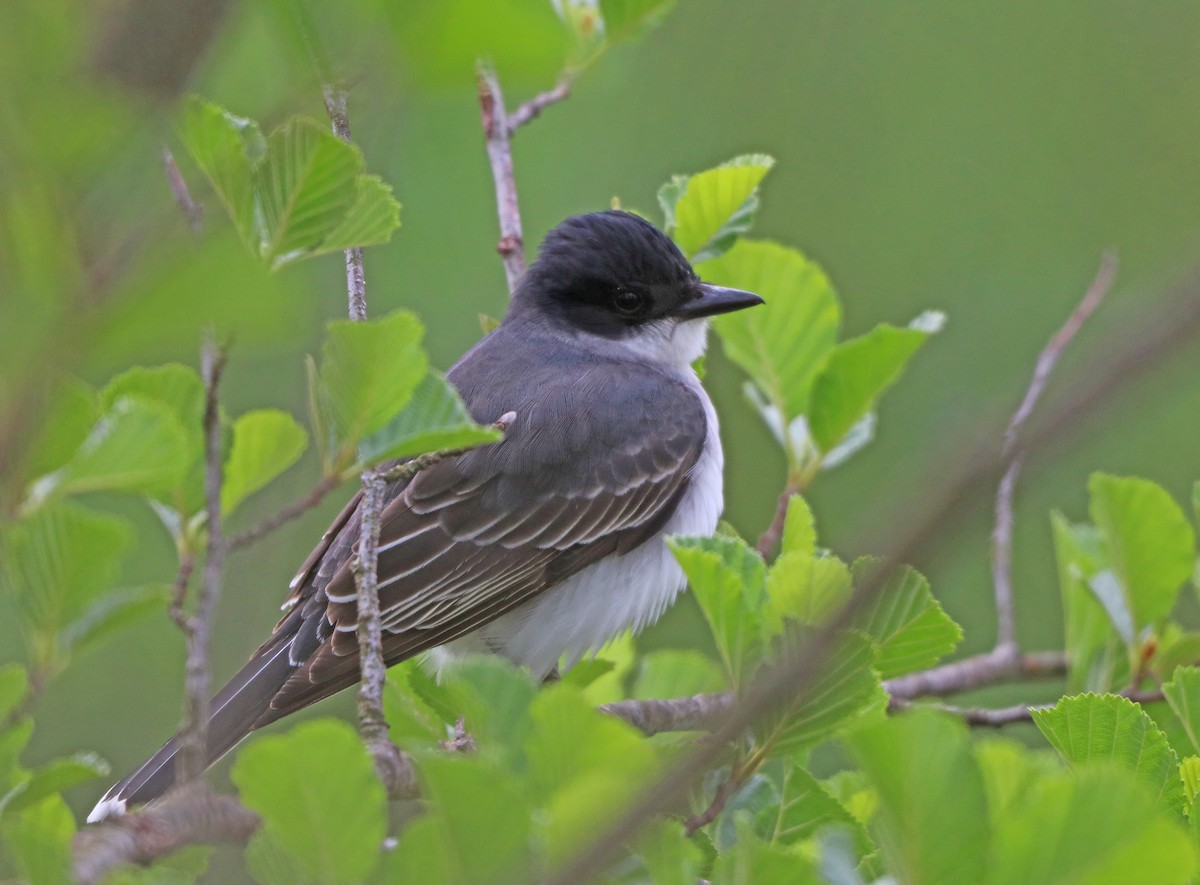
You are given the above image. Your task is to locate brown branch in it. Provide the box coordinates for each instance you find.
[601,692,735,736]
[755,483,799,560]
[885,648,1067,700]
[477,62,525,294]
[166,551,195,632]
[227,474,342,551]
[892,688,1165,729]
[684,768,743,836]
[507,75,574,135]
[176,336,227,784]
[161,146,203,233]
[73,787,258,885]
[323,85,368,322]
[991,251,1117,650]
[352,470,389,746]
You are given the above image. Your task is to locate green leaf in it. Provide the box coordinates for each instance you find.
[221,409,308,515]
[990,766,1196,885]
[632,649,726,700]
[667,155,775,263]
[232,719,387,884]
[634,819,703,885]
[22,377,99,479]
[99,846,211,884]
[711,819,821,885]
[974,737,1061,827]
[436,655,537,756]
[24,397,190,509]
[0,794,75,885]
[417,754,533,884]
[524,684,656,804]
[526,688,659,870]
[599,0,677,45]
[779,494,816,558]
[312,174,401,254]
[755,762,865,849]
[257,119,362,268]
[761,631,884,757]
[1089,473,1196,631]
[1052,512,1123,691]
[320,311,428,456]
[179,96,265,246]
[2,502,133,664]
[766,553,852,631]
[2,752,108,816]
[382,667,447,747]
[357,372,500,469]
[1033,693,1185,812]
[849,561,962,680]
[99,363,205,422]
[1165,667,1200,755]
[0,664,28,723]
[848,710,989,885]
[808,324,929,453]
[59,584,168,658]
[704,240,841,422]
[669,535,767,687]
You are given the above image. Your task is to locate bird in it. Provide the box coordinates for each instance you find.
[88,209,763,822]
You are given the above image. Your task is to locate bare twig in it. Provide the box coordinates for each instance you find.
[161,146,203,233]
[507,75,574,135]
[601,692,735,736]
[885,648,1067,700]
[755,483,799,560]
[176,336,227,784]
[685,768,743,836]
[227,474,342,551]
[891,688,1165,729]
[166,552,196,631]
[991,251,1117,650]
[477,62,525,294]
[323,85,368,321]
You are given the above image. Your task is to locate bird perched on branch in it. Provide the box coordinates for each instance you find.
[89,210,762,821]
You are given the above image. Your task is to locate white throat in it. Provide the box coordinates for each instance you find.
[609,317,710,369]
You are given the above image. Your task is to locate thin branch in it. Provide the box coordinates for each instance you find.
[227,474,341,551]
[166,551,196,631]
[755,482,799,560]
[176,335,227,784]
[886,648,1066,700]
[892,688,1166,729]
[684,768,743,837]
[161,146,203,233]
[507,75,574,135]
[601,692,735,736]
[323,85,368,322]
[991,251,1117,649]
[477,62,525,294]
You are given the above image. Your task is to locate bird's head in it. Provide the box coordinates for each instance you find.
[513,211,763,367]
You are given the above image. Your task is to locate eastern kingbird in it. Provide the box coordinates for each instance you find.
[89,210,763,821]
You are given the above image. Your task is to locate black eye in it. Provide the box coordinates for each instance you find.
[613,289,645,315]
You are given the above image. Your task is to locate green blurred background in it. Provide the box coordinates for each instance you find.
[4,0,1200,821]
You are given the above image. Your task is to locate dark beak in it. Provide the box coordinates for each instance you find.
[673,284,765,321]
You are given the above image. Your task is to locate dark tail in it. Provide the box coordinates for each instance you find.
[87,641,295,822]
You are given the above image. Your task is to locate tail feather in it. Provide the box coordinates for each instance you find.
[87,641,296,822]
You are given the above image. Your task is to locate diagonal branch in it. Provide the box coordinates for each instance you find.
[508,75,574,135]
[991,251,1117,651]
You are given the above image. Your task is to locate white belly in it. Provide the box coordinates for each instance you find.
[433,371,724,679]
